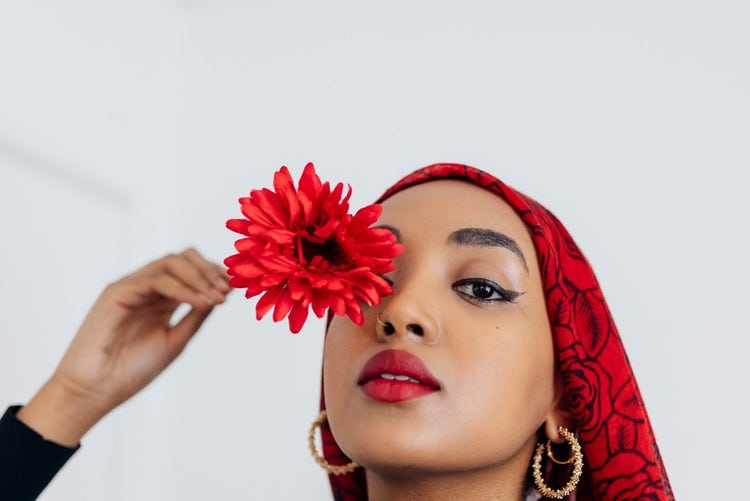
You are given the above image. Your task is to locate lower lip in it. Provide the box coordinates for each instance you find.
[359,378,437,403]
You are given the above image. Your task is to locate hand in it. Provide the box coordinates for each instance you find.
[17,248,230,446]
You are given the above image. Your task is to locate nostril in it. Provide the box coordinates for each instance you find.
[407,323,424,336]
[383,323,396,335]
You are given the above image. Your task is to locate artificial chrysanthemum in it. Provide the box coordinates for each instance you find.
[224,162,402,333]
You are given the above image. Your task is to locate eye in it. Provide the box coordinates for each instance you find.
[379,274,394,286]
[452,278,521,305]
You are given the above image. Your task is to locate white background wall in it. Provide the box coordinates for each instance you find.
[1,2,748,499]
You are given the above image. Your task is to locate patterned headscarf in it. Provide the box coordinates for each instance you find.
[319,164,673,500]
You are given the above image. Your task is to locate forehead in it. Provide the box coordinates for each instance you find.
[378,179,531,246]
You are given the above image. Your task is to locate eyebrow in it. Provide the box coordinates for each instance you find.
[447,227,528,271]
[377,224,528,272]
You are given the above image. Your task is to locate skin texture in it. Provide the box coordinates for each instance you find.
[324,180,570,500]
[17,248,230,447]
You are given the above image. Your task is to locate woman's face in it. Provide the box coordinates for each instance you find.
[323,179,558,476]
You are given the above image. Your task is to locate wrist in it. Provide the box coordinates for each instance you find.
[17,378,109,447]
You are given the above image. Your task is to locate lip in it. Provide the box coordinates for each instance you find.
[357,349,440,403]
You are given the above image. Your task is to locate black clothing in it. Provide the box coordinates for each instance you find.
[0,406,77,501]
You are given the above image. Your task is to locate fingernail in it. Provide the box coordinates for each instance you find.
[214,276,230,291]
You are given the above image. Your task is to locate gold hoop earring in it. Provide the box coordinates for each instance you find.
[532,427,584,499]
[308,410,359,476]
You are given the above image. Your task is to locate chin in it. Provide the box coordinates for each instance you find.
[339,428,489,476]
[337,422,445,469]
[337,416,539,480]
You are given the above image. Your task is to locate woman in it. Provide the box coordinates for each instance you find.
[0,164,672,500]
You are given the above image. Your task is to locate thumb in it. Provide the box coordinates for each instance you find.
[165,306,214,361]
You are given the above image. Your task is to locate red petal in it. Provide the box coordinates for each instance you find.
[272,289,294,322]
[244,282,267,297]
[259,273,290,287]
[288,278,311,301]
[298,162,322,198]
[226,218,251,235]
[288,302,310,333]
[354,283,380,305]
[259,254,297,273]
[232,260,267,278]
[297,163,322,222]
[348,204,382,233]
[245,189,287,227]
[273,166,300,225]
[256,228,295,247]
[311,291,330,318]
[345,301,364,326]
[312,218,340,240]
[227,276,249,288]
[223,253,246,267]
[255,286,286,319]
[328,295,346,316]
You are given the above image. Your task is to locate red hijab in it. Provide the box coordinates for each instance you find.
[319,164,673,500]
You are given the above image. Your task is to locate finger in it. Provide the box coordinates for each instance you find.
[166,306,213,360]
[123,250,230,294]
[142,251,228,304]
[213,263,232,291]
[146,273,216,310]
[181,248,231,292]
[100,267,220,322]
[159,252,226,303]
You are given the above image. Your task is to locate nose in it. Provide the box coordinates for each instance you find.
[375,296,441,345]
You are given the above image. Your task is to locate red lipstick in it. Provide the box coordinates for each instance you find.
[357,349,440,403]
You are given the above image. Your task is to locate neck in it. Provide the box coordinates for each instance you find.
[365,455,530,501]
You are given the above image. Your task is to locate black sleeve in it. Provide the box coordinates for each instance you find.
[0,406,79,501]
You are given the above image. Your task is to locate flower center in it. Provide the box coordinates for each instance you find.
[297,235,348,267]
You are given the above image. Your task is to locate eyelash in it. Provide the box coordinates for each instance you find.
[451,278,521,305]
[380,274,520,305]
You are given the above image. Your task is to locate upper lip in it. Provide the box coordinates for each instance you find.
[357,349,440,389]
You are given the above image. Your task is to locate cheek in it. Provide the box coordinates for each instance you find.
[322,319,378,460]
[446,320,556,439]
[322,317,362,411]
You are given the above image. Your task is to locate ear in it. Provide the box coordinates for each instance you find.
[543,371,572,444]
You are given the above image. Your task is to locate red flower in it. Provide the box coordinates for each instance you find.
[224,163,402,333]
